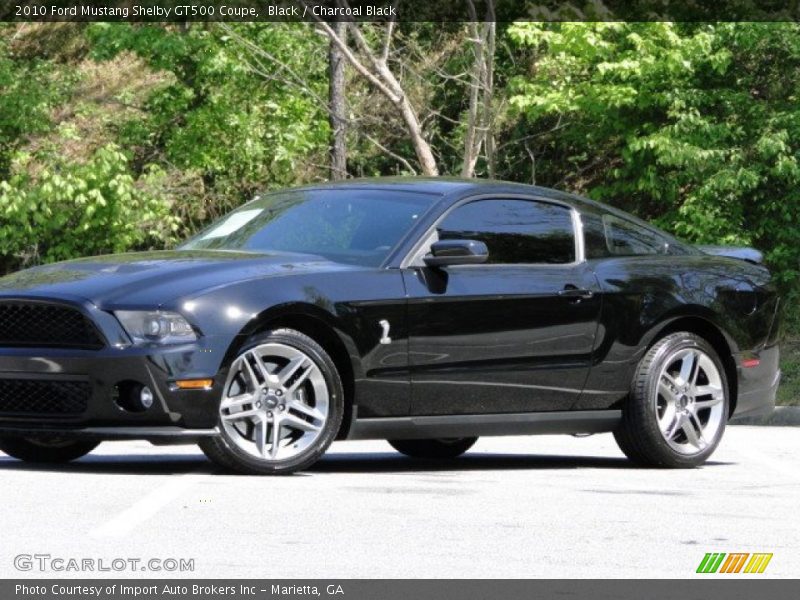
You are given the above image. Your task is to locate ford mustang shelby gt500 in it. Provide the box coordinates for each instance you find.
[0,178,781,474]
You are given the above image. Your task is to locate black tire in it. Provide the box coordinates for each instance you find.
[0,436,99,463]
[388,437,478,459]
[614,332,729,468]
[199,328,344,475]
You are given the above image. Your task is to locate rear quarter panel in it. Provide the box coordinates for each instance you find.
[575,254,778,410]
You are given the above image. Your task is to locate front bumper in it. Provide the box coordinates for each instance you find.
[0,343,228,437]
[0,320,236,439]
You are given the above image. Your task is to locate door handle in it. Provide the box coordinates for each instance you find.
[558,286,595,300]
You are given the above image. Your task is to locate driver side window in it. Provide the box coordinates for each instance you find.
[436,198,576,264]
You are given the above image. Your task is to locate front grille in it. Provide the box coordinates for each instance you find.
[0,302,104,349]
[0,379,90,416]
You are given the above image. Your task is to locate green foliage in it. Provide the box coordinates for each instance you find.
[0,23,329,274]
[1,21,800,344]
[0,144,177,270]
[0,33,63,179]
[86,23,328,221]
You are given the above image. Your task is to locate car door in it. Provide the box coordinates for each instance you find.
[402,196,601,415]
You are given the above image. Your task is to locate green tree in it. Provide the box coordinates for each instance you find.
[0,144,176,271]
[87,23,329,226]
[507,22,800,288]
[0,31,61,179]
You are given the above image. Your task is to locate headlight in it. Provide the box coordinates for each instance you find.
[115,310,198,345]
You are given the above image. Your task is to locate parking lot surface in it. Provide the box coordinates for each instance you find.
[0,426,796,578]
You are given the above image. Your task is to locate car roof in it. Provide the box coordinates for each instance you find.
[290,177,694,250]
[293,177,477,197]
[290,176,605,205]
[285,176,671,224]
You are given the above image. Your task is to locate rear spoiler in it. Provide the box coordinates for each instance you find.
[697,245,763,264]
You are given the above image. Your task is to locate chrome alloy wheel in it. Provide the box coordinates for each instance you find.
[655,348,725,455]
[219,342,329,462]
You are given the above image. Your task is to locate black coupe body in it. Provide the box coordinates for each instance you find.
[0,178,781,473]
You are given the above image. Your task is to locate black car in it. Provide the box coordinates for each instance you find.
[0,178,781,474]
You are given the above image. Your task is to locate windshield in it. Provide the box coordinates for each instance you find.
[180,189,435,267]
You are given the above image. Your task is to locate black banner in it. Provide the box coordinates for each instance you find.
[4,580,800,600]
[1,0,799,23]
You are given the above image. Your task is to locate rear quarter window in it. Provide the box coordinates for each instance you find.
[602,215,668,256]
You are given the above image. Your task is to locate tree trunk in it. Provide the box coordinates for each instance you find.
[460,4,496,179]
[461,20,483,178]
[369,54,439,176]
[397,94,439,176]
[483,20,496,179]
[314,19,439,176]
[328,21,347,180]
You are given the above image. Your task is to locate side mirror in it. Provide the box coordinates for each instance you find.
[423,239,489,267]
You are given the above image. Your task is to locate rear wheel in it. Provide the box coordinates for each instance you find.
[0,436,98,463]
[388,437,478,459]
[614,332,728,468]
[200,328,344,475]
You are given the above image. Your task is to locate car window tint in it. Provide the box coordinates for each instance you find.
[437,199,575,264]
[603,215,667,256]
[581,213,609,259]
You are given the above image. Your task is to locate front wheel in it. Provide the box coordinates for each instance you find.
[388,437,478,459]
[614,332,729,468]
[200,328,344,475]
[0,436,99,463]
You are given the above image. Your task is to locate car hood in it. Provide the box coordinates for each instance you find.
[0,250,350,308]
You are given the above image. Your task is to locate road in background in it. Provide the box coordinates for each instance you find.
[0,426,796,578]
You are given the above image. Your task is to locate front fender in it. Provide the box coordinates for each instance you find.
[175,269,411,418]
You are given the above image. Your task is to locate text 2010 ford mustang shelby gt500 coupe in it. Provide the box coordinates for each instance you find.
[0,178,781,474]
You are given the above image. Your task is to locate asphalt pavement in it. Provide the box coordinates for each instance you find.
[0,426,797,578]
